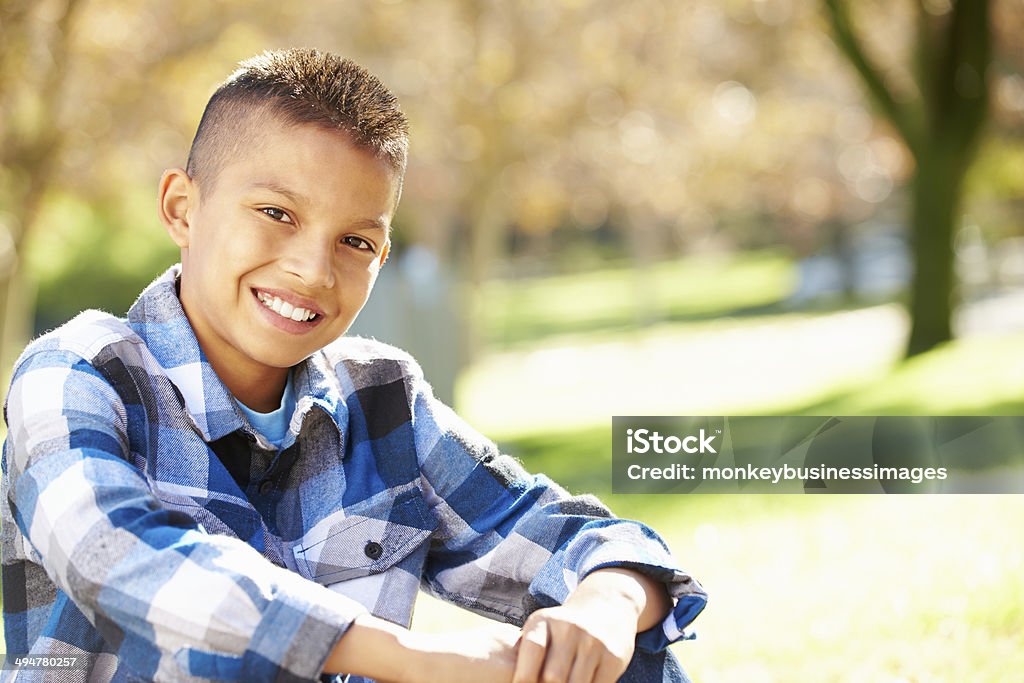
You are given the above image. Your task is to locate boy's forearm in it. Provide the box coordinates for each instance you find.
[322,613,519,683]
[322,613,414,681]
[569,566,673,632]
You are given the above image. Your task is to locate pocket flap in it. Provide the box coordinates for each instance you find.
[293,495,433,583]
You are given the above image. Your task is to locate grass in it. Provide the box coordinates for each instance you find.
[480,251,797,348]
[784,333,1024,415]
[670,495,1024,683]
[458,303,905,438]
[459,298,1024,439]
[409,254,1024,682]
[411,495,1024,683]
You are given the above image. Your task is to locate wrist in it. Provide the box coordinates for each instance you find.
[572,567,671,632]
[568,572,644,623]
[393,629,437,681]
[323,613,417,682]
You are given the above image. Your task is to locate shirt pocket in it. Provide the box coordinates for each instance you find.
[292,490,434,584]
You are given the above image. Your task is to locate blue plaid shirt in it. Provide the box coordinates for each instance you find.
[2,265,706,682]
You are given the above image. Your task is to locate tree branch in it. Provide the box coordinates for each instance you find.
[822,0,924,157]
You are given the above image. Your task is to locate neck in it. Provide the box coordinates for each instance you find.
[193,333,289,412]
[226,365,289,412]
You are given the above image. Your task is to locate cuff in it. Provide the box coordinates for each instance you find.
[174,570,368,682]
[578,548,708,653]
[532,518,707,654]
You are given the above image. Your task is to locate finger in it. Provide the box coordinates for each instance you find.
[566,640,600,683]
[514,620,548,683]
[593,654,629,683]
[537,626,576,683]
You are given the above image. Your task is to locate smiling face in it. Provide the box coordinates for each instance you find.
[159,117,399,410]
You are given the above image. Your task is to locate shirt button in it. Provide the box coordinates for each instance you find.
[258,479,274,496]
[364,541,383,561]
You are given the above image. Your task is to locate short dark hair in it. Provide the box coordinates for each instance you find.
[185,48,409,194]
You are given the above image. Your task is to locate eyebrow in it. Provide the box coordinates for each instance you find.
[351,219,389,232]
[248,181,311,206]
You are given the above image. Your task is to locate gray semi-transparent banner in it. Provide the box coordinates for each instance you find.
[611,416,1024,493]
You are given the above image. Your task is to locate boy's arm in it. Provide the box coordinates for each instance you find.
[317,568,666,683]
[322,612,520,682]
[4,348,367,681]
[403,359,707,671]
[321,568,668,683]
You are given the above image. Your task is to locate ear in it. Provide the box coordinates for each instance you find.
[158,168,195,248]
[377,239,391,268]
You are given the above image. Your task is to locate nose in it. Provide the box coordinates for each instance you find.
[283,234,336,289]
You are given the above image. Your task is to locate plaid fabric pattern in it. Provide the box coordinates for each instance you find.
[2,265,706,682]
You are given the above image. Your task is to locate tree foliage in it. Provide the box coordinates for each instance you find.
[1,0,1022,367]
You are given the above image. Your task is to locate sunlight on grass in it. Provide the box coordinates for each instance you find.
[460,306,1024,440]
[481,251,795,347]
[676,495,1024,683]
[449,261,1024,683]
[800,333,1024,415]
[412,496,1024,683]
[459,305,908,439]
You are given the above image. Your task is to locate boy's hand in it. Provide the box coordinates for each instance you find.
[327,568,670,683]
[512,602,636,683]
[512,567,671,683]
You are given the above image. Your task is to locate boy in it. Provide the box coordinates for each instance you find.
[1,49,706,682]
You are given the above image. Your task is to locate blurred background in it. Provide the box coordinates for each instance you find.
[1,0,1023,681]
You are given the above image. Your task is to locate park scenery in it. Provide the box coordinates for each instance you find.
[1,1,1023,681]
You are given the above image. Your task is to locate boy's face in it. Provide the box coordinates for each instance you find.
[161,117,398,394]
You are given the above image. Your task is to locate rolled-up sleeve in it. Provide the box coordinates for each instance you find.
[407,363,707,652]
[4,348,366,681]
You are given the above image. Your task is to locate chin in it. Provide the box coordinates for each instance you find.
[249,348,311,369]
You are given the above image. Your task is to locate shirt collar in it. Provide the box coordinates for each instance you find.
[126,264,348,443]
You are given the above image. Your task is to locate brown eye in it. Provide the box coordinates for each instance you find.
[260,207,291,222]
[342,235,374,252]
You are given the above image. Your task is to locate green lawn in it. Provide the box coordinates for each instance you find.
[419,254,1024,682]
[412,495,1024,683]
[480,251,797,348]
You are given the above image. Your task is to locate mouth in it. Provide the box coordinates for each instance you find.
[252,288,323,324]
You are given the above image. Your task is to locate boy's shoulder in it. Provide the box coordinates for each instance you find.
[13,309,140,370]
[317,334,425,388]
[321,334,416,365]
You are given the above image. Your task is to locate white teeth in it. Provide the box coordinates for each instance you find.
[256,291,318,323]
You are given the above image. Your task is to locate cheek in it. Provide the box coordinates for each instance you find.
[218,221,284,271]
[338,255,382,279]
[365,267,382,290]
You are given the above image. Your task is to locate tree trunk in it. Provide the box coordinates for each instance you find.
[905,146,964,357]
[823,0,992,360]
